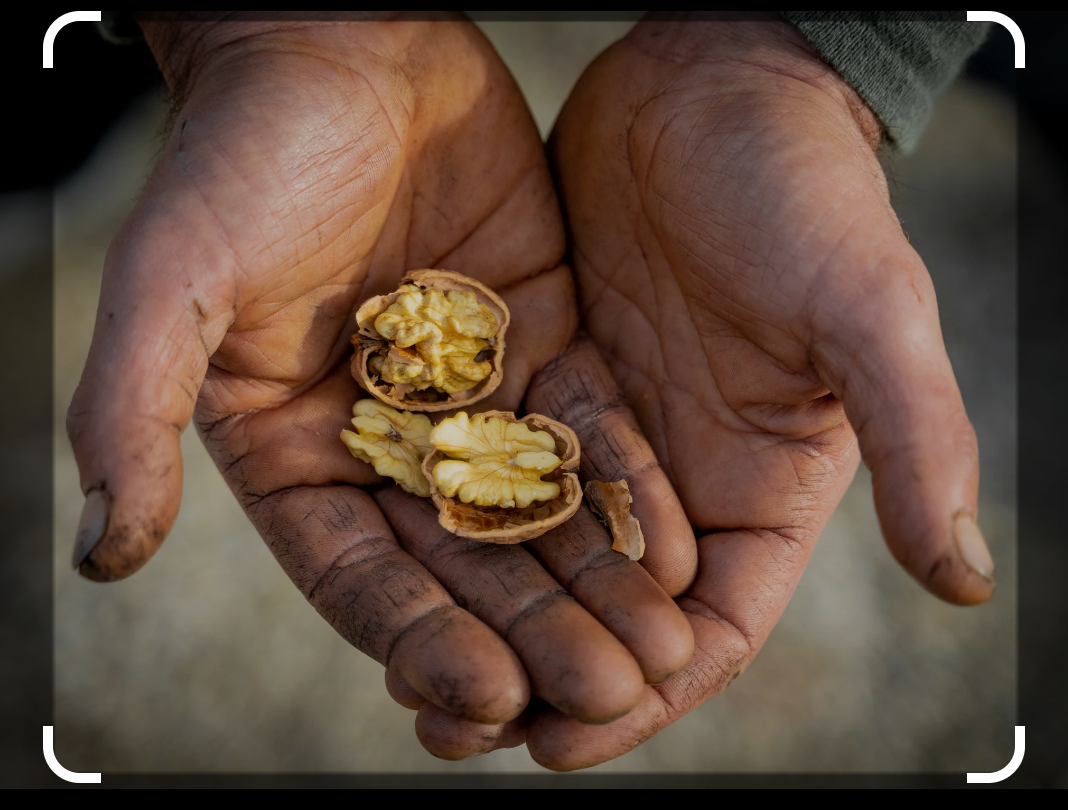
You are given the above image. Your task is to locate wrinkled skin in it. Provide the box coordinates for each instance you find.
[528,19,995,769]
[403,19,996,767]
[67,17,696,735]
[67,16,994,769]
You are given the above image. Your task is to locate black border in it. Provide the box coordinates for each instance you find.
[7,10,1060,788]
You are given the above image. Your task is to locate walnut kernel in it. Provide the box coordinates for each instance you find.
[340,399,434,497]
[422,411,582,543]
[353,270,510,412]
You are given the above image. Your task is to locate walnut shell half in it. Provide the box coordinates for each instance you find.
[352,269,511,413]
[421,411,581,543]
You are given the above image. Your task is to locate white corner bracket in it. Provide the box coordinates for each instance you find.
[967,11,1024,68]
[43,11,102,68]
[43,726,102,784]
[967,725,1025,784]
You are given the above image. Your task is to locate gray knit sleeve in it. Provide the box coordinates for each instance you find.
[779,12,991,152]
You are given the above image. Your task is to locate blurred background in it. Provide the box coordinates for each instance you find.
[1,15,1042,780]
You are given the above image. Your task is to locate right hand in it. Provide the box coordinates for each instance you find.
[66,16,696,750]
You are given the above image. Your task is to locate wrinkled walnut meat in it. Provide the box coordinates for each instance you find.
[422,411,582,543]
[584,479,645,561]
[352,269,510,412]
[340,399,434,497]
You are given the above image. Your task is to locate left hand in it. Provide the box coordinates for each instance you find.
[512,17,995,768]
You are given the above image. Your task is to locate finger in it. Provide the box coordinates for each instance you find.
[525,335,698,596]
[810,251,994,606]
[384,669,427,711]
[414,702,528,761]
[526,507,694,685]
[246,484,528,724]
[65,218,231,581]
[528,526,804,771]
[203,363,530,724]
[375,487,646,724]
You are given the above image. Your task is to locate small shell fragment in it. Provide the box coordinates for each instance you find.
[584,479,645,561]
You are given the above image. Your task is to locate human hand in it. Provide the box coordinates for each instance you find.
[522,16,996,769]
[65,16,694,742]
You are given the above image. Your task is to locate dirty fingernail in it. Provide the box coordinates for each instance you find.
[953,512,994,582]
[72,490,109,569]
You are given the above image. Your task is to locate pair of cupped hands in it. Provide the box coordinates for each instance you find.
[67,14,995,770]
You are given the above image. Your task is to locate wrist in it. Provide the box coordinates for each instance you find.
[135,13,412,104]
[626,15,885,153]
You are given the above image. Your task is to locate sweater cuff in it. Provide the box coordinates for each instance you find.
[779,12,991,153]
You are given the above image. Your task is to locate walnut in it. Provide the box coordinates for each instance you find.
[340,399,434,497]
[584,479,645,561]
[421,411,582,543]
[352,270,510,412]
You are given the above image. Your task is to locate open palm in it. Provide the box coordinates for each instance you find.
[524,18,996,768]
[67,18,694,747]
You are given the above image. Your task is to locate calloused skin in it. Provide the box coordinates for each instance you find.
[67,16,995,769]
[401,19,997,768]
[67,17,696,734]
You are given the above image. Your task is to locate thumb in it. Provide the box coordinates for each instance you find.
[66,213,227,582]
[812,251,995,606]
